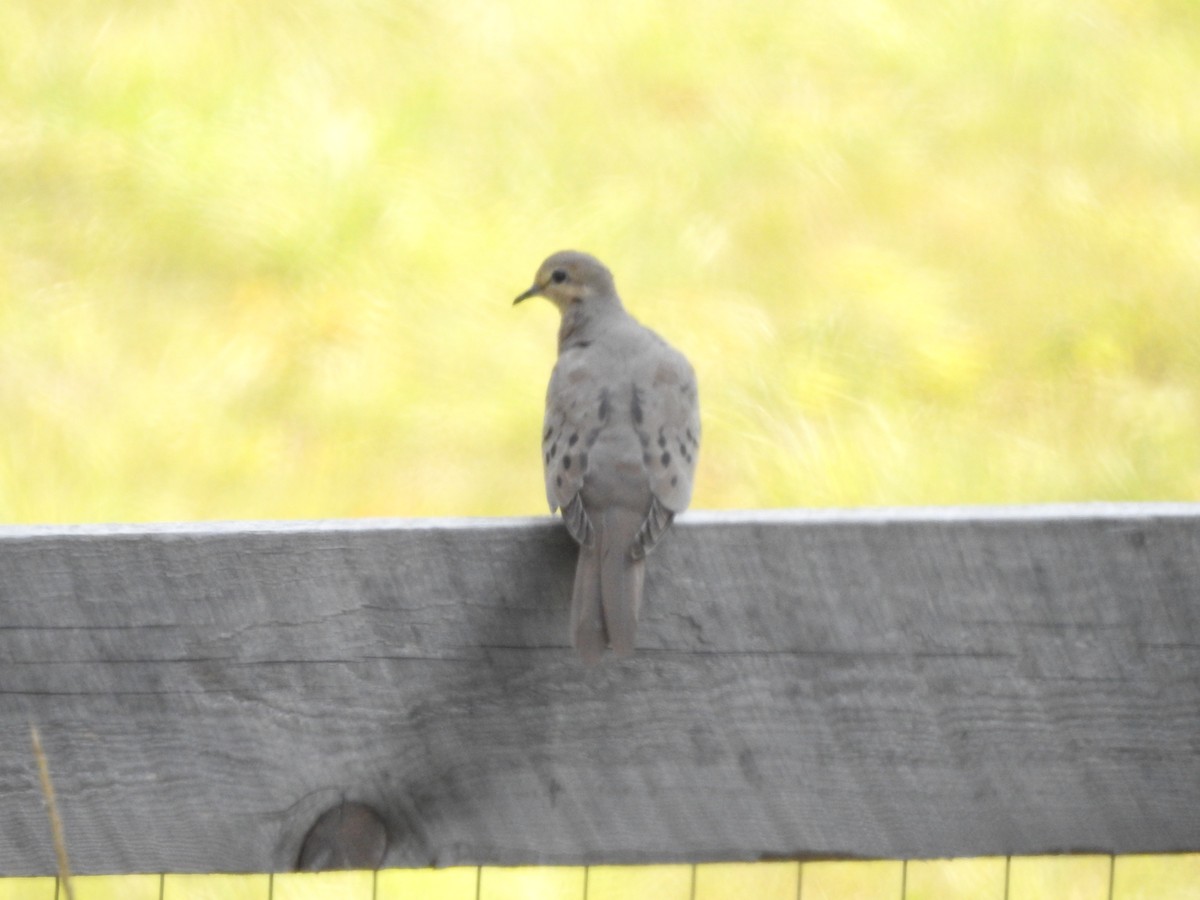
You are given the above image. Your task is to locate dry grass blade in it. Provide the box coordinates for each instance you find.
[31,725,75,900]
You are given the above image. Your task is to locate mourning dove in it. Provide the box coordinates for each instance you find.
[514,251,700,663]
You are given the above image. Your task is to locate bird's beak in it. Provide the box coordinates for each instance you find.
[513,283,542,305]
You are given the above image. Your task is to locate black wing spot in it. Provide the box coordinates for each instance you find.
[643,452,653,466]
[658,434,667,449]
[549,442,558,459]
[562,454,572,470]
[598,389,611,421]
[671,475,678,487]
[686,428,698,445]
[661,451,671,467]
[631,386,644,425]
[585,428,601,447]
[568,432,579,446]
[556,475,563,487]
[544,426,554,441]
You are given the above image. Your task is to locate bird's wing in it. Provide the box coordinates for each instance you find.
[542,348,609,546]
[632,340,700,556]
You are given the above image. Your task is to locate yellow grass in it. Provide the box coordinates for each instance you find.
[6,856,1200,899]
[2,0,1198,524]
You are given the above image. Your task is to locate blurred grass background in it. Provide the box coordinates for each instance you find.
[1,0,1198,524]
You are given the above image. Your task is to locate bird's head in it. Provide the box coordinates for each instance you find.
[513,250,618,312]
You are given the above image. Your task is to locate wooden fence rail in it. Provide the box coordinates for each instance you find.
[1,505,1198,876]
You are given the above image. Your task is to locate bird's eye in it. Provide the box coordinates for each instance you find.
[551,269,568,284]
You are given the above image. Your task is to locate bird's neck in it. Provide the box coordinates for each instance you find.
[558,297,625,352]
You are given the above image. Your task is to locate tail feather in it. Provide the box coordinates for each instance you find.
[599,507,645,658]
[570,541,606,665]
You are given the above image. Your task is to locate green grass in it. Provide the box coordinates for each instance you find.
[2,0,1198,523]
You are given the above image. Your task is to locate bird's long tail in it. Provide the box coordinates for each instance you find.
[571,506,646,662]
[598,506,645,658]
[570,539,606,665]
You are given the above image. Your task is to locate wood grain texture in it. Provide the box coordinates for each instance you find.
[1,506,1198,875]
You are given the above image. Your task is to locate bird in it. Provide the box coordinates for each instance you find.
[514,251,700,663]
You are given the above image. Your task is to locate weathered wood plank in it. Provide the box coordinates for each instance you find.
[1,506,1198,875]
